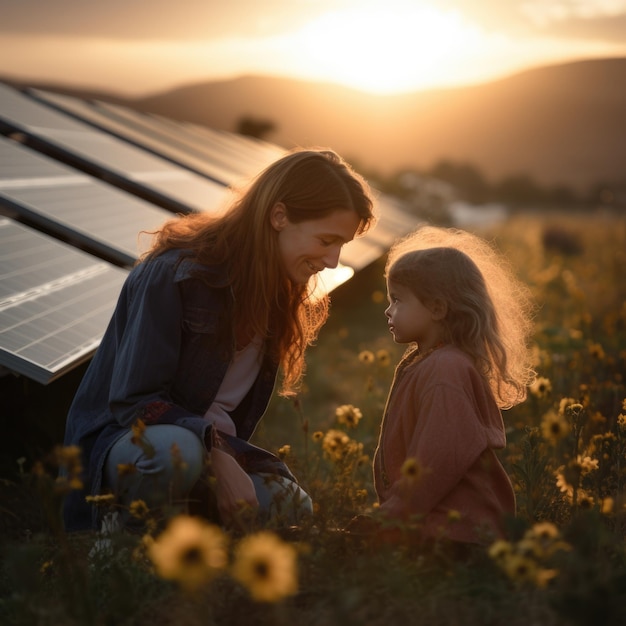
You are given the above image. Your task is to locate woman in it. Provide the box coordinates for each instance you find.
[63,148,375,532]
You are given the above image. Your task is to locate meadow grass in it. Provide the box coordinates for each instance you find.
[1,209,625,625]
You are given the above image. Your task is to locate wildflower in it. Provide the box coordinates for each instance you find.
[535,568,559,588]
[131,418,146,443]
[555,468,573,499]
[312,431,324,443]
[558,397,578,415]
[576,490,595,510]
[147,515,228,590]
[541,410,571,443]
[588,342,606,360]
[85,493,116,505]
[530,376,552,399]
[129,499,150,519]
[356,454,370,467]
[516,538,542,559]
[322,429,351,462]
[527,522,559,541]
[488,539,513,563]
[131,418,155,459]
[355,489,369,502]
[401,457,424,484]
[601,497,614,515]
[358,350,375,365]
[232,531,298,603]
[335,404,363,428]
[277,444,291,459]
[53,445,84,491]
[170,443,188,473]
[576,455,599,475]
[376,349,391,367]
[617,413,626,430]
[117,463,137,477]
[504,553,538,583]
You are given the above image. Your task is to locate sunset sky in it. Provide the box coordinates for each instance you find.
[1,0,625,96]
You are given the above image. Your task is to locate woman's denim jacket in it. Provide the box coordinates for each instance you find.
[63,249,279,530]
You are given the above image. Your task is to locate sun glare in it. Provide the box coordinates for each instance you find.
[296,2,483,93]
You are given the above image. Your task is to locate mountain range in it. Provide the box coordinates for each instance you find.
[5,58,626,190]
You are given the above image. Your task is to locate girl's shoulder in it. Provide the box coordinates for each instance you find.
[403,344,477,382]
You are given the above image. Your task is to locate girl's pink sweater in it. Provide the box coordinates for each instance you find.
[373,345,516,544]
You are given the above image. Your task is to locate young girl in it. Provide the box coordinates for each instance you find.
[62,148,375,532]
[369,225,535,546]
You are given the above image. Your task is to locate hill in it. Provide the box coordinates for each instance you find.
[5,58,626,190]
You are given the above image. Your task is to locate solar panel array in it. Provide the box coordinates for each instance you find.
[0,81,419,384]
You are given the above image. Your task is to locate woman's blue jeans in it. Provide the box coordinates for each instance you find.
[103,424,312,528]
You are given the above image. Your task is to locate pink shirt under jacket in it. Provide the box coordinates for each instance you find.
[373,344,516,544]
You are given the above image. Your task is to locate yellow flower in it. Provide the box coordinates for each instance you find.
[504,553,538,583]
[535,568,559,588]
[129,499,150,519]
[376,349,391,367]
[358,350,375,364]
[401,457,424,484]
[85,493,116,505]
[558,397,577,415]
[322,429,350,461]
[530,376,552,398]
[312,431,324,443]
[588,342,606,360]
[488,540,513,563]
[277,444,291,459]
[541,410,571,443]
[335,404,363,428]
[131,418,146,443]
[576,455,599,475]
[147,515,228,590]
[117,463,137,477]
[526,522,560,541]
[232,531,298,603]
[601,497,614,515]
[555,469,573,499]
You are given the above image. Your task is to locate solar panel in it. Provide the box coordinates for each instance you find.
[0,136,173,266]
[0,82,228,214]
[27,88,244,186]
[91,98,285,183]
[0,217,128,384]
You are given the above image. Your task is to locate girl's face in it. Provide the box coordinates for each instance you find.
[385,279,444,350]
[271,204,361,285]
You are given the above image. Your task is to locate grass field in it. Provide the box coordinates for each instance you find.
[1,209,625,625]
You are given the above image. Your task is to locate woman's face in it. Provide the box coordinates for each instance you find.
[271,204,361,285]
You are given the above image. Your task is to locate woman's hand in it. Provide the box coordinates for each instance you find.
[210,448,259,528]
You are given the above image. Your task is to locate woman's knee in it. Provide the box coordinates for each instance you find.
[106,424,205,493]
[250,473,313,525]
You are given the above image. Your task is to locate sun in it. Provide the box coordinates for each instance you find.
[295,2,483,94]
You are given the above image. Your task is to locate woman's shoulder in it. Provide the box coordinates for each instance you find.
[136,250,230,287]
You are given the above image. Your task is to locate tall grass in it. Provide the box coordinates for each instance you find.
[1,210,625,625]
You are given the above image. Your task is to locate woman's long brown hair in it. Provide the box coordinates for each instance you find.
[142,148,375,395]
